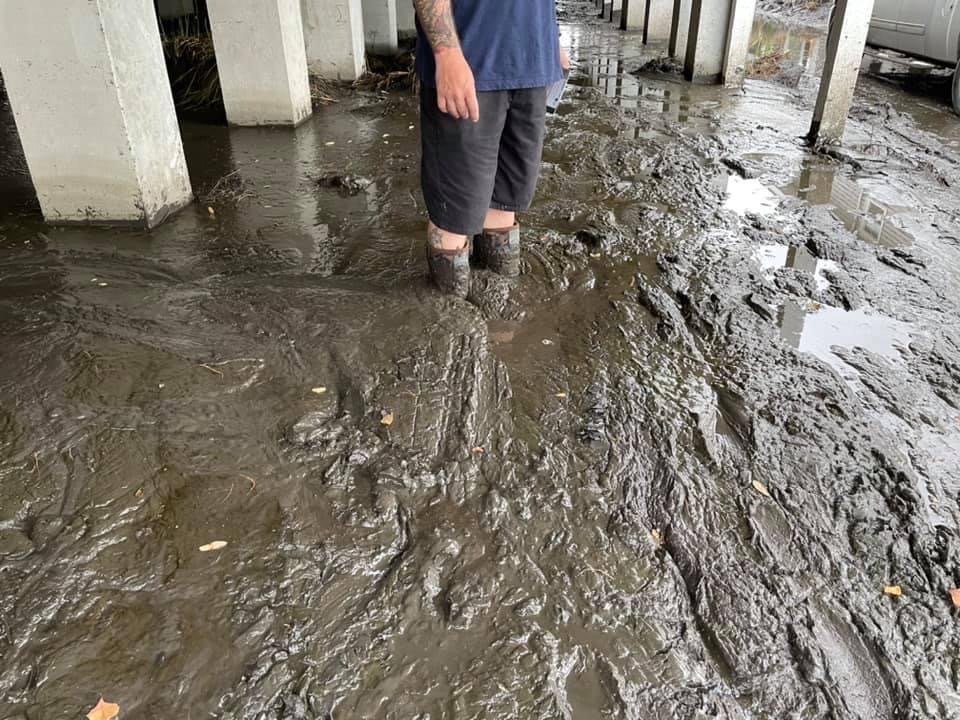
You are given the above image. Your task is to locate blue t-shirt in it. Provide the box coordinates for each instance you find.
[415,1,563,92]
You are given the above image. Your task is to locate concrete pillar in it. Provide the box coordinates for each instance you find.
[301,0,366,81]
[645,0,674,43]
[0,0,192,227]
[362,0,399,54]
[396,0,417,40]
[809,0,875,145]
[621,0,646,31]
[722,0,758,86]
[208,0,313,126]
[669,0,693,58]
[605,0,623,23]
[684,0,732,83]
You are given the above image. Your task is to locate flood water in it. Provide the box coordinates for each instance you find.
[2,3,960,719]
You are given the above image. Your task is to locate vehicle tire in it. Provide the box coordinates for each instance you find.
[953,63,960,116]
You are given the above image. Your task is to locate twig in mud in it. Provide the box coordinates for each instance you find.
[32,452,39,474]
[200,363,224,377]
[240,473,257,493]
[222,482,234,504]
[200,169,253,206]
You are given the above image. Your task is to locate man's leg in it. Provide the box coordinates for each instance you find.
[473,88,548,276]
[420,87,509,294]
[483,209,516,230]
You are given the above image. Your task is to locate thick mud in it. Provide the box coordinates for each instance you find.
[2,3,960,719]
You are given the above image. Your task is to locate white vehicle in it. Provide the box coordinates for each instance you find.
[868,0,960,114]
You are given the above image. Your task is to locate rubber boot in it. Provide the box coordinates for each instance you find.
[474,224,521,278]
[426,240,471,297]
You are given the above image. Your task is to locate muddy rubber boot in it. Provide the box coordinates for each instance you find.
[473,224,521,278]
[426,240,471,298]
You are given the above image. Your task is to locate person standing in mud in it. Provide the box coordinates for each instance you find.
[414,0,570,297]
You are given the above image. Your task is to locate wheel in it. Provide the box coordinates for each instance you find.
[953,63,960,116]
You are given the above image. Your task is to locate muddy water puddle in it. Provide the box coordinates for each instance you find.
[1,3,960,719]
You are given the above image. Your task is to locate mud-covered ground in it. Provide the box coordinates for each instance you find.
[2,3,960,719]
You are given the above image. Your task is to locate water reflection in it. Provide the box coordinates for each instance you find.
[780,301,913,381]
[783,161,915,247]
[752,241,915,382]
[755,243,838,291]
[749,18,826,90]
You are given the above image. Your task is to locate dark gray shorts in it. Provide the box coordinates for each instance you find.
[420,86,548,236]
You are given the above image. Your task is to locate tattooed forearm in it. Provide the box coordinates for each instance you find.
[414,0,460,51]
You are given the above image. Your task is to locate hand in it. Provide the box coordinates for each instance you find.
[435,49,480,122]
[560,47,571,71]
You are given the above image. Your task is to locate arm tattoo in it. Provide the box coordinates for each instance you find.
[414,0,460,51]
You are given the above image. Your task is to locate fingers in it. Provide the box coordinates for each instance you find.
[466,92,480,123]
[438,88,479,122]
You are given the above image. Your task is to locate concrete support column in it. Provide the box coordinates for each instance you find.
[645,0,674,43]
[605,0,623,23]
[396,0,417,40]
[669,0,693,58]
[722,0,758,86]
[301,0,366,81]
[362,0,399,54]
[684,0,732,83]
[208,0,312,126]
[0,0,192,227]
[621,0,646,31]
[809,0,875,145]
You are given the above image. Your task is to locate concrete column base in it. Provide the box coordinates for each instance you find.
[670,0,693,58]
[621,0,646,31]
[302,0,366,81]
[396,0,416,40]
[0,0,193,227]
[645,0,673,43]
[809,0,874,145]
[209,0,313,126]
[684,0,732,83]
[723,0,758,86]
[362,0,399,54]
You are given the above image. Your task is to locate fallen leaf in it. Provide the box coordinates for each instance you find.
[135,488,144,499]
[207,206,215,216]
[87,698,120,720]
[752,480,770,497]
[199,541,228,552]
[651,529,663,546]
[311,387,327,395]
[380,412,394,427]
[471,447,485,454]
[949,588,960,608]
[883,585,903,597]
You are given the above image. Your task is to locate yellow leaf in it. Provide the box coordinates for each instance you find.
[87,698,120,720]
[883,585,903,597]
[752,480,770,497]
[311,387,327,395]
[199,541,228,552]
[380,412,394,426]
[207,206,215,216]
